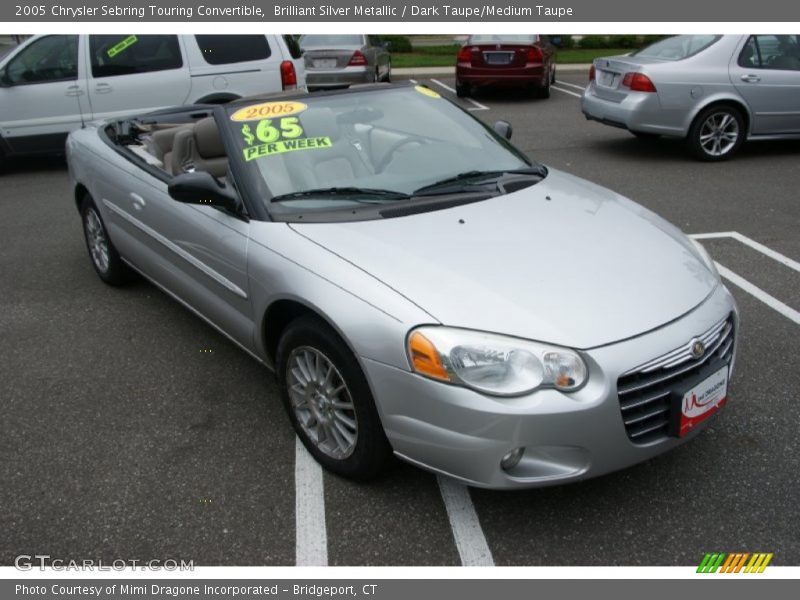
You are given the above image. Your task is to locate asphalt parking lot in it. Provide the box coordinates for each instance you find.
[1,72,798,567]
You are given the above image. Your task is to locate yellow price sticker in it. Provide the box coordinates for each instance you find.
[230,101,308,122]
[415,85,441,99]
[243,137,333,161]
[241,117,304,146]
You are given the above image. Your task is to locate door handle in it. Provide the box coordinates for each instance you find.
[130,193,145,210]
[65,85,84,97]
[740,74,761,83]
[95,82,113,94]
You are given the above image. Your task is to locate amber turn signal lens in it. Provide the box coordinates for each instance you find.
[408,331,450,381]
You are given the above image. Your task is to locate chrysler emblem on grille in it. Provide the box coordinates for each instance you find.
[690,339,706,359]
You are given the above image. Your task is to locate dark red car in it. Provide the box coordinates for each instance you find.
[455,34,557,98]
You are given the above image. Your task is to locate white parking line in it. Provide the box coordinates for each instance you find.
[437,476,494,566]
[295,437,328,566]
[691,231,800,274]
[429,78,490,111]
[409,78,418,84]
[555,80,587,91]
[551,85,582,98]
[715,263,800,325]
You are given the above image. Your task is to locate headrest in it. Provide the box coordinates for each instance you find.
[194,117,226,158]
[299,108,341,142]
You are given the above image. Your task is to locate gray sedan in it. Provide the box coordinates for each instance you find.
[581,34,800,160]
[299,34,391,90]
[67,84,737,489]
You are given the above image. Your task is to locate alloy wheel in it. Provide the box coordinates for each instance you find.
[698,111,740,157]
[287,346,358,459]
[84,208,110,273]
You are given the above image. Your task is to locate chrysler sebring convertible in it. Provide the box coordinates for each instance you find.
[67,84,738,489]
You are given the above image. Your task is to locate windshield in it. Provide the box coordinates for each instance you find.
[632,35,721,61]
[469,35,537,44]
[224,86,534,216]
[299,35,363,48]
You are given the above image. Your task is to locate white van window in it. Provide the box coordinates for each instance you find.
[89,35,182,78]
[4,35,78,85]
[195,35,271,65]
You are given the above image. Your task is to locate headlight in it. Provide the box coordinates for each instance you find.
[407,327,588,397]
[690,239,721,280]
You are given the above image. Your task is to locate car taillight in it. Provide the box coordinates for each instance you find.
[526,47,543,63]
[348,50,367,66]
[589,64,596,81]
[622,72,656,92]
[457,47,472,62]
[280,60,297,90]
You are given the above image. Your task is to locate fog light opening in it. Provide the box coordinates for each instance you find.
[500,447,525,471]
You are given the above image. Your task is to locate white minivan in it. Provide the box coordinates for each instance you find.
[0,34,306,166]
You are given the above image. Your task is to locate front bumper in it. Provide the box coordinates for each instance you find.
[363,284,738,489]
[581,83,688,137]
[306,66,372,89]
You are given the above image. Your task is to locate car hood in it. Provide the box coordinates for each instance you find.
[289,169,718,349]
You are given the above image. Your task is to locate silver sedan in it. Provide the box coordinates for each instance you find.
[581,34,800,160]
[299,34,391,90]
[67,84,738,489]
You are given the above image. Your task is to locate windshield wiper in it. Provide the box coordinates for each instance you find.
[270,187,411,203]
[413,166,547,196]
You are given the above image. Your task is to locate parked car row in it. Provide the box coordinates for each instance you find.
[0,33,393,169]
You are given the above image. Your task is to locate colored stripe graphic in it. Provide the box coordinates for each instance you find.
[698,552,772,573]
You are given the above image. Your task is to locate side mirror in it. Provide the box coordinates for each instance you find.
[168,171,239,213]
[0,68,11,87]
[493,120,513,140]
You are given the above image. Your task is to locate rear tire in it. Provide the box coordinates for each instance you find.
[80,194,133,285]
[551,64,557,84]
[382,62,392,83]
[276,315,394,480]
[455,79,469,98]
[533,78,551,99]
[687,104,745,161]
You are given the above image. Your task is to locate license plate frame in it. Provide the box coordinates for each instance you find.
[313,59,337,69]
[597,70,618,87]
[669,364,729,438]
[483,52,513,65]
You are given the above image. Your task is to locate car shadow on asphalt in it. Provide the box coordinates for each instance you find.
[2,155,68,174]
[463,87,553,103]
[588,136,800,163]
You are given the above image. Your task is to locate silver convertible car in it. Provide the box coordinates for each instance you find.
[581,34,800,160]
[67,84,738,489]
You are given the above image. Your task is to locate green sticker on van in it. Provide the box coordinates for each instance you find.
[107,36,138,58]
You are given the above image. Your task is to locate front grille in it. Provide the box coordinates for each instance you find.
[617,315,735,444]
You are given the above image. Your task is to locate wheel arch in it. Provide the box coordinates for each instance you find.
[74,182,90,214]
[261,297,360,370]
[686,96,752,137]
[192,92,240,105]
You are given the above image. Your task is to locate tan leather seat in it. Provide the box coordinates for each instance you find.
[170,117,229,178]
[287,108,374,189]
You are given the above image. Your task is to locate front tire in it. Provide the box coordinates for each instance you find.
[80,194,132,285]
[687,105,745,161]
[276,316,394,480]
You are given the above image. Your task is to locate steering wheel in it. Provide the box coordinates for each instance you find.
[375,137,428,173]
